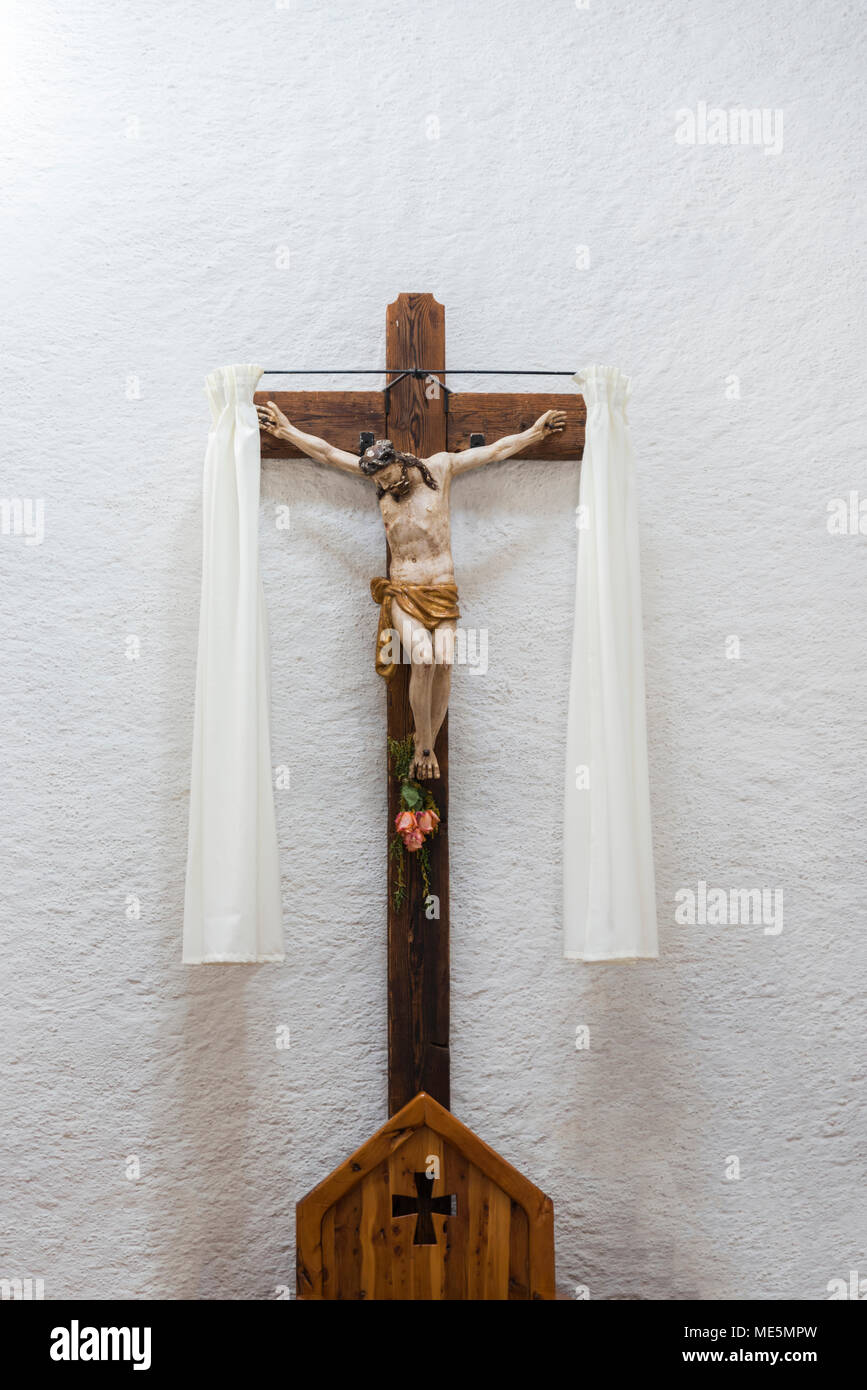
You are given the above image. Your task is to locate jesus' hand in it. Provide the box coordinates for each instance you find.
[255,401,363,475]
[534,409,567,438]
[256,400,290,438]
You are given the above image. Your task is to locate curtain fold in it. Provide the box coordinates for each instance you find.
[183,364,284,964]
[563,365,657,962]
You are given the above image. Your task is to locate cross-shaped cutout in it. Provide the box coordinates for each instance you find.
[391,1172,457,1245]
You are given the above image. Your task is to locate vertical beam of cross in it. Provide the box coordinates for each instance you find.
[385,293,451,1115]
[256,296,585,1126]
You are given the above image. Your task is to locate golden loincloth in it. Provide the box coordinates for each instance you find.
[369,577,461,681]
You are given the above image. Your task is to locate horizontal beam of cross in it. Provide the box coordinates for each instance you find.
[255,389,585,461]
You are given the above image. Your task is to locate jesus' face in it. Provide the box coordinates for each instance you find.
[360,441,410,499]
[369,460,405,493]
[359,439,440,502]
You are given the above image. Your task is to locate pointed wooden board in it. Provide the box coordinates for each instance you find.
[296,1091,555,1301]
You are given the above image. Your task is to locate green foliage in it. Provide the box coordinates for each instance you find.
[387,734,415,782]
[386,734,440,911]
[400,782,422,810]
[389,833,406,912]
[418,841,432,902]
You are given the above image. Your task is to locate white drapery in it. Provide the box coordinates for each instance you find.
[563,365,658,962]
[183,364,284,964]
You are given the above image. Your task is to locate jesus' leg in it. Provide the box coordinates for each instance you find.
[429,620,456,747]
[391,599,438,780]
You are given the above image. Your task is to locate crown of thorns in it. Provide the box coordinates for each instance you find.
[359,439,438,490]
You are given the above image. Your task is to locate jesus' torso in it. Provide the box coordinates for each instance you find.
[379,453,455,586]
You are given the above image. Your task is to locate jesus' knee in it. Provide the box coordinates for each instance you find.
[433,625,456,666]
[410,630,434,666]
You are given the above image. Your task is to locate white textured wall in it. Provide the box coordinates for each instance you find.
[2,0,865,1301]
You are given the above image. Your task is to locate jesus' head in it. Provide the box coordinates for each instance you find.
[359,439,439,501]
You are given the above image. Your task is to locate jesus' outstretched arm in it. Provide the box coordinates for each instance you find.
[256,400,362,477]
[448,409,567,477]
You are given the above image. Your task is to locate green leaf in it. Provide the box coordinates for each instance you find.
[389,734,416,782]
[400,782,422,809]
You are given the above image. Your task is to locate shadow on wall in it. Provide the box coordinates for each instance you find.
[176,969,262,1300]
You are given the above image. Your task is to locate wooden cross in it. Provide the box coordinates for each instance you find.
[391,1172,456,1245]
[258,293,585,1117]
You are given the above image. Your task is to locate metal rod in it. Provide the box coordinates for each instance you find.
[261,368,576,376]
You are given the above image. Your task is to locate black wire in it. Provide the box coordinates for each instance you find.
[261,368,576,376]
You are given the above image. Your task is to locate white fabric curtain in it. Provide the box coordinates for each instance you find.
[183,364,284,964]
[563,365,658,962]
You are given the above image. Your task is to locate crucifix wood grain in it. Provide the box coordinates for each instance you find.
[256,293,585,1116]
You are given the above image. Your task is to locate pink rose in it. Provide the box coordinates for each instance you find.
[402,828,425,851]
[395,810,417,834]
[416,809,439,834]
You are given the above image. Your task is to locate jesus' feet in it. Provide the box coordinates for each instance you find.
[411,740,439,780]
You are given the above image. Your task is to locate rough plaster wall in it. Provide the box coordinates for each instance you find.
[1,0,865,1300]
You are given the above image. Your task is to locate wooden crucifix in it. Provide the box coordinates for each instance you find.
[257,293,585,1121]
[264,294,586,1298]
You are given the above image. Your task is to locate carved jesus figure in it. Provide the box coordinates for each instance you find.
[257,400,566,779]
